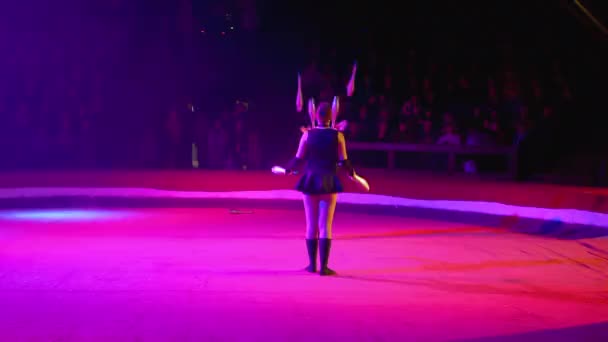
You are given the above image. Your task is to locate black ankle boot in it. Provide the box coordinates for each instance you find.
[319,238,336,276]
[305,239,318,273]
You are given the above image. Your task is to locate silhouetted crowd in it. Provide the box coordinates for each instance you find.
[300,48,573,149]
[0,41,575,173]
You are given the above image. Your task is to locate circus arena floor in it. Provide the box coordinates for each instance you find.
[0,170,607,341]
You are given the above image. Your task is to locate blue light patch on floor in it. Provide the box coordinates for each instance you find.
[0,209,131,221]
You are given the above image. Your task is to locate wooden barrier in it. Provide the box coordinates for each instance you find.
[348,142,518,178]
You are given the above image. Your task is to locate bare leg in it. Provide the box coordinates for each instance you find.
[318,193,337,239]
[303,195,320,272]
[303,195,319,239]
[318,193,338,276]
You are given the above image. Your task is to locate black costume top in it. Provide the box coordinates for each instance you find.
[293,127,344,195]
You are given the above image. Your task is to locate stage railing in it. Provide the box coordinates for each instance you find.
[348,142,518,178]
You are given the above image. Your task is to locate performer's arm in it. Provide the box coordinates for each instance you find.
[337,132,355,176]
[286,131,308,174]
[296,130,308,159]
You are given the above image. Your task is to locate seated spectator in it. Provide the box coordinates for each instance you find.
[466,122,493,146]
[346,121,361,140]
[350,105,374,141]
[484,110,503,143]
[437,124,461,145]
[468,107,484,128]
[400,100,420,132]
[513,121,529,145]
[442,111,456,127]
[463,123,492,175]
[393,121,417,143]
[207,119,228,169]
[377,120,390,142]
[401,96,420,117]
[377,108,391,141]
[513,106,533,145]
[419,116,435,144]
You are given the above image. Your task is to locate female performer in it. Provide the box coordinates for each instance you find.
[273,62,361,276]
[281,98,360,276]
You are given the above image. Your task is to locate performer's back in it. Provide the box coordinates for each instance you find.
[304,128,339,175]
[294,127,342,195]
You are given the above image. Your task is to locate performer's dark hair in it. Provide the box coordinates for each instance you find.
[316,102,332,126]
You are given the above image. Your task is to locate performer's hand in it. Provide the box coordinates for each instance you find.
[335,120,348,132]
[300,125,311,133]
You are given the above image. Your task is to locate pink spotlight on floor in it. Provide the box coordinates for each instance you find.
[0,206,607,341]
[0,171,607,341]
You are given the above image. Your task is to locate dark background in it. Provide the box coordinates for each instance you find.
[0,1,605,183]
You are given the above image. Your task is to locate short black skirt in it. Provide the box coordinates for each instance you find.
[295,172,344,195]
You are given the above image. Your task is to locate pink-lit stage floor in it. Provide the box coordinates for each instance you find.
[0,171,607,341]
